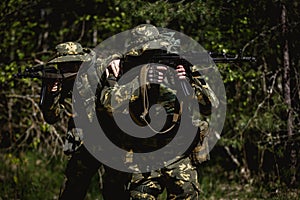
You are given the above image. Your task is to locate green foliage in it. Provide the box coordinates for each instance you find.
[0,151,66,199]
[0,0,300,199]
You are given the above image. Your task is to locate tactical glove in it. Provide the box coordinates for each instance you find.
[146,65,167,84]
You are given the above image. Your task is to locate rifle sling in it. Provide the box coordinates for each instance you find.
[139,65,182,134]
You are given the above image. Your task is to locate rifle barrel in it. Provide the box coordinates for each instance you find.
[213,56,256,63]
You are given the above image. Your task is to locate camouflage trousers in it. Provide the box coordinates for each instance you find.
[59,145,131,200]
[129,157,201,200]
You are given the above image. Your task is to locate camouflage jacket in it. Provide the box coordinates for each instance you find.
[39,78,73,124]
[94,25,219,164]
[39,42,91,124]
[96,57,218,165]
[99,63,218,124]
[39,42,95,154]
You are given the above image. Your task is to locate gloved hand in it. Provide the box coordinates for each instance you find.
[48,80,61,94]
[175,65,186,80]
[105,59,120,87]
[147,65,168,83]
[106,59,121,78]
[39,79,61,109]
[163,65,191,97]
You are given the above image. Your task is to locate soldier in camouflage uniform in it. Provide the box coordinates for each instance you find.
[96,24,219,199]
[39,42,131,200]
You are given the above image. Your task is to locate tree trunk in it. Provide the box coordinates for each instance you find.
[281,3,296,186]
[93,29,98,46]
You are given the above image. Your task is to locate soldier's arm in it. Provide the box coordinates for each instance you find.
[39,80,62,124]
[99,62,169,113]
[189,67,219,116]
[188,67,219,165]
[99,76,140,113]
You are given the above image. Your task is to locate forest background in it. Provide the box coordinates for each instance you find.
[0,0,299,199]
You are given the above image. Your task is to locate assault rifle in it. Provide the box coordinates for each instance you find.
[14,63,77,80]
[122,49,255,75]
[14,63,79,106]
[121,49,256,96]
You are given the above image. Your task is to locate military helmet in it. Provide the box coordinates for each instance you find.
[48,42,91,63]
[131,24,159,40]
[126,24,160,52]
[126,24,179,55]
